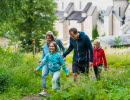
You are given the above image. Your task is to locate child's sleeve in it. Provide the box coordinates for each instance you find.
[36,54,48,70]
[59,55,69,74]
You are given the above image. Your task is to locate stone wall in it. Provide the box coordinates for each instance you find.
[125,3,130,18]
[54,20,63,39]
[104,12,112,36]
[55,0,114,11]
[113,14,122,35]
[113,0,128,18]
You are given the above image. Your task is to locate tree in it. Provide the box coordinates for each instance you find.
[92,25,99,40]
[0,0,57,51]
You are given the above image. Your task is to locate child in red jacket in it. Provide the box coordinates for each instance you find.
[93,39,108,80]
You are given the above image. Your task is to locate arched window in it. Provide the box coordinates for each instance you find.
[98,10,105,23]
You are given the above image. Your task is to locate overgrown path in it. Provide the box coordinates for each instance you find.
[21,62,125,100]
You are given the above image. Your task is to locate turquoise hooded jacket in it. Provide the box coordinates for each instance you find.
[41,43,60,60]
[37,52,69,74]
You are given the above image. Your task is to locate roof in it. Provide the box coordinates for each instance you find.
[77,17,87,23]
[113,11,123,21]
[56,11,64,20]
[104,6,113,16]
[125,16,130,22]
[59,17,66,23]
[64,2,74,13]
[126,29,130,34]
[97,34,130,47]
[120,23,129,30]
[82,2,92,13]
[87,6,96,16]
[67,11,82,20]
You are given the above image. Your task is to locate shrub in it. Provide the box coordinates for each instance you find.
[92,25,99,40]
[0,68,10,93]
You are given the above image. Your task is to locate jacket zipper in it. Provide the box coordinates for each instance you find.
[76,40,80,63]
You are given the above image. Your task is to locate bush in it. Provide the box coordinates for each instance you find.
[47,69,130,100]
[0,48,42,99]
[92,25,99,40]
[0,68,10,93]
[0,47,130,100]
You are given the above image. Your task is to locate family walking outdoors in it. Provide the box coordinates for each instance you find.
[34,28,108,96]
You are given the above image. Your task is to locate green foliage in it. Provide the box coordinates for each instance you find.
[0,68,10,93]
[0,47,130,100]
[0,0,57,51]
[92,25,99,40]
[113,36,122,47]
[107,52,130,68]
[0,47,42,99]
[48,69,130,100]
[102,32,106,37]
[66,51,73,63]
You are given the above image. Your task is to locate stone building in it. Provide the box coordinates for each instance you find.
[54,0,130,46]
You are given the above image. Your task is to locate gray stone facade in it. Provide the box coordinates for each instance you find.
[54,0,130,46]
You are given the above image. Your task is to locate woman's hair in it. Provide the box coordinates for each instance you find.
[46,33,55,41]
[93,39,100,45]
[49,42,58,52]
[46,31,53,35]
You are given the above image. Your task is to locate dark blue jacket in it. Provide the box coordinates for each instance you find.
[63,32,93,62]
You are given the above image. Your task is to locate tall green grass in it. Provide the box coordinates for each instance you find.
[0,47,130,100]
[48,69,130,100]
[0,47,43,100]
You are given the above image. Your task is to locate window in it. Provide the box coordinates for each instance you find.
[98,11,105,23]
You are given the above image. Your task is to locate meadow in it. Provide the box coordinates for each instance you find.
[0,47,130,100]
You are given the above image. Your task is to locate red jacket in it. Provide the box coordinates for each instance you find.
[93,47,107,67]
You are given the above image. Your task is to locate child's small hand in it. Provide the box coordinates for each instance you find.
[66,74,69,77]
[89,62,93,67]
[104,67,108,71]
[64,58,66,61]
[90,67,93,71]
[34,69,38,72]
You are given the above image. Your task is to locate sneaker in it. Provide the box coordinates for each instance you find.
[39,91,47,96]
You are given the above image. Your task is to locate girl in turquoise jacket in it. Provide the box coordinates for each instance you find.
[34,42,69,92]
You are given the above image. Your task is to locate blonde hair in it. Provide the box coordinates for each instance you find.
[46,31,53,35]
[93,39,100,45]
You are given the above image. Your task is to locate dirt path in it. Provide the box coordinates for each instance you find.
[21,96,41,100]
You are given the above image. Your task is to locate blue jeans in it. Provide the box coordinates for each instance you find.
[49,71,60,89]
[42,65,60,87]
[42,65,49,87]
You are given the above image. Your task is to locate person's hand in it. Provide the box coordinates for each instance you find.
[64,58,66,61]
[89,62,93,67]
[66,74,69,77]
[104,67,108,71]
[34,69,38,72]
[38,60,41,64]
